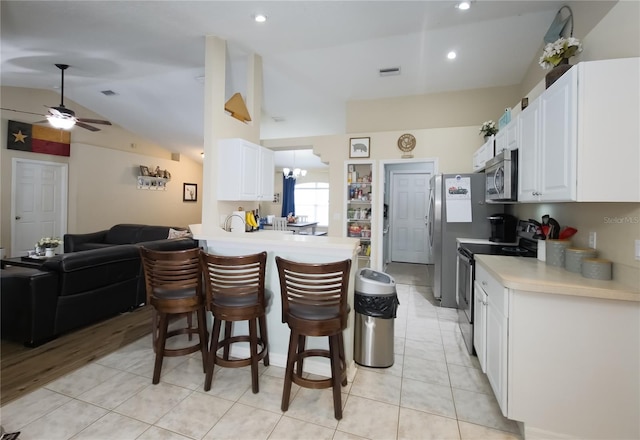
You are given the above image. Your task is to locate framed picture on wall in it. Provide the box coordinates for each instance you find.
[349,137,370,158]
[183,183,197,202]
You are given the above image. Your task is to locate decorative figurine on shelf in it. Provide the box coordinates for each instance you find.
[287,213,296,223]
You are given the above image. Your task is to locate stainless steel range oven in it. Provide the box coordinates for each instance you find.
[456,221,538,355]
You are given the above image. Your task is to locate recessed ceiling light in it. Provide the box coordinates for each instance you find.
[447,51,457,60]
[456,1,471,10]
[254,14,267,23]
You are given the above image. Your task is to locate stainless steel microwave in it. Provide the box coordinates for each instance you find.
[485,149,518,202]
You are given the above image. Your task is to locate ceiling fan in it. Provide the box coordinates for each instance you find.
[1,63,112,132]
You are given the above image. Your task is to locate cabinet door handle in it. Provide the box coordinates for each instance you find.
[15,216,21,220]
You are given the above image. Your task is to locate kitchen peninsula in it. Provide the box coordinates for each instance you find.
[190,224,361,380]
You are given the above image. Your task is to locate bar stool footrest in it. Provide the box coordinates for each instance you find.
[214,335,268,368]
[291,348,346,390]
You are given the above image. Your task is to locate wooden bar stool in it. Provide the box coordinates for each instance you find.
[139,247,208,384]
[275,256,351,420]
[200,251,269,393]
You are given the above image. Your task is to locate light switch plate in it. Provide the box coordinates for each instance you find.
[635,240,640,261]
[588,232,597,249]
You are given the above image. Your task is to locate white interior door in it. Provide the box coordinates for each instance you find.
[390,171,430,263]
[11,158,68,256]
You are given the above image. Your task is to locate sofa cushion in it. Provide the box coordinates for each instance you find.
[105,224,143,244]
[42,245,141,297]
[138,225,177,242]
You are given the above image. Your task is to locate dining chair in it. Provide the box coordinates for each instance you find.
[273,217,289,231]
[139,247,208,384]
[275,256,351,420]
[200,251,269,393]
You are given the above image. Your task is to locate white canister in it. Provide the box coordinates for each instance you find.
[581,258,612,280]
[565,247,597,273]
[545,239,571,267]
[537,240,546,262]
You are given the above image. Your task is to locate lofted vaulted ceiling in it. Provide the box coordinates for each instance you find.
[1,1,609,163]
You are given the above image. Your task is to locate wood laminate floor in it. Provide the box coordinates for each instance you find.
[0,306,153,406]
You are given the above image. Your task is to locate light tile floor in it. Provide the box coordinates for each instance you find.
[0,263,522,440]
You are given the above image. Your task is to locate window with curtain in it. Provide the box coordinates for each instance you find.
[294,182,329,226]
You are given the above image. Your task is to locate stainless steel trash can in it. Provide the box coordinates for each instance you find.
[354,268,399,368]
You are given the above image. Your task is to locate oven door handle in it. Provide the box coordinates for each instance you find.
[457,249,472,265]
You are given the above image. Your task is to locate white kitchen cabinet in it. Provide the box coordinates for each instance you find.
[218,138,274,201]
[476,264,508,416]
[472,136,494,172]
[475,256,640,438]
[473,280,487,373]
[494,116,518,153]
[259,147,275,200]
[517,57,639,203]
[518,68,577,202]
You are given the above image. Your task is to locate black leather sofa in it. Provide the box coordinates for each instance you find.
[1,224,197,346]
[64,223,190,252]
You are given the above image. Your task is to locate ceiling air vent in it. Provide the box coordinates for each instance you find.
[101,90,117,96]
[379,67,401,77]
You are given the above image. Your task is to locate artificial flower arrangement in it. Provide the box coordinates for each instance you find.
[479,120,498,137]
[539,37,583,69]
[37,237,63,248]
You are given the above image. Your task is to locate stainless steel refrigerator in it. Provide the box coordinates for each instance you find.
[427,173,497,308]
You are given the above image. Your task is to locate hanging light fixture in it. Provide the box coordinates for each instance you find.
[283,151,307,179]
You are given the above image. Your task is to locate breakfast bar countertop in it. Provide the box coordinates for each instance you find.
[475,254,640,302]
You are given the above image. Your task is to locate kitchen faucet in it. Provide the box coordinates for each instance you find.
[223,214,246,232]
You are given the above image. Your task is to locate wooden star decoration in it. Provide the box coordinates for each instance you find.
[13,129,28,143]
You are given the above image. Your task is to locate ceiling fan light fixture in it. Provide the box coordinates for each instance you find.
[47,115,76,130]
[254,14,267,23]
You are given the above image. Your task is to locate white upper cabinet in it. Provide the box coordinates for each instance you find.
[518,57,639,203]
[259,147,275,201]
[494,116,518,154]
[472,135,495,172]
[576,58,639,202]
[217,138,274,201]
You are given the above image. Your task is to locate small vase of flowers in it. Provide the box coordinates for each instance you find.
[539,37,583,88]
[37,237,62,256]
[479,120,498,140]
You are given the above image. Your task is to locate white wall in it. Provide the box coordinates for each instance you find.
[1,87,203,254]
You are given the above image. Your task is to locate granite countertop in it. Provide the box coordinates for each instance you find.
[475,255,640,302]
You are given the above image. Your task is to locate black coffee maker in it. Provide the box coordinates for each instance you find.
[488,213,518,243]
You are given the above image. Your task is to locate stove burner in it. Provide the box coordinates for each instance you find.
[501,246,528,255]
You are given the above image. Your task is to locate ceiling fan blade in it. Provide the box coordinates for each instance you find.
[77,118,112,125]
[0,107,47,117]
[75,121,101,132]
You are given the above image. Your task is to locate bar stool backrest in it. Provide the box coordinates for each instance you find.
[139,247,203,302]
[275,257,351,325]
[200,251,267,309]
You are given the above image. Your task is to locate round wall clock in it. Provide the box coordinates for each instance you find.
[397,133,416,157]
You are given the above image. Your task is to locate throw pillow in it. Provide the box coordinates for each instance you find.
[167,228,192,239]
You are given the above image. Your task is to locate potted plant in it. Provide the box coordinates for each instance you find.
[37,237,62,257]
[539,36,583,88]
[479,120,498,140]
